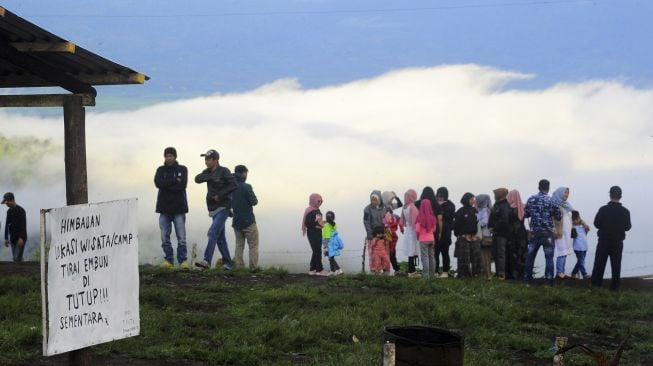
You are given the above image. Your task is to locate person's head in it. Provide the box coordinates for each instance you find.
[370,191,382,207]
[2,192,16,208]
[235,164,248,179]
[436,187,449,201]
[373,225,385,238]
[325,211,335,226]
[201,149,219,169]
[493,188,509,202]
[538,179,550,193]
[571,210,581,224]
[460,192,475,207]
[420,186,437,204]
[309,193,323,208]
[609,185,622,201]
[475,194,492,210]
[163,147,177,165]
[384,210,393,221]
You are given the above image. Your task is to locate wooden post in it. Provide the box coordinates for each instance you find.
[361,239,367,273]
[63,95,91,365]
[382,342,396,366]
[553,336,568,366]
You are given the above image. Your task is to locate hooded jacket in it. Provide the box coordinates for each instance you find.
[154,161,189,214]
[489,199,512,237]
[231,172,258,230]
[363,190,387,240]
[195,165,238,212]
[454,193,478,236]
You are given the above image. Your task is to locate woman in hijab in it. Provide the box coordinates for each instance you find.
[552,187,574,279]
[302,193,327,276]
[400,189,420,277]
[507,189,528,279]
[415,199,437,278]
[454,193,480,279]
[417,186,444,275]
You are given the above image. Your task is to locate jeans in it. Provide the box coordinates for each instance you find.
[556,255,567,276]
[159,213,187,264]
[419,241,435,278]
[203,209,232,267]
[10,241,25,262]
[233,223,259,269]
[523,232,555,283]
[571,250,588,277]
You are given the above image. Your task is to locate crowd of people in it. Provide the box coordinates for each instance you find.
[302,179,632,290]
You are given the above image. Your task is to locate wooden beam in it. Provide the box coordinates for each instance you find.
[0,93,95,107]
[0,38,97,96]
[10,41,76,53]
[0,72,147,88]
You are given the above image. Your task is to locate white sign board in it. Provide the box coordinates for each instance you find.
[41,199,140,356]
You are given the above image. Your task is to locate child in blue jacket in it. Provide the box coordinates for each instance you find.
[322,211,344,276]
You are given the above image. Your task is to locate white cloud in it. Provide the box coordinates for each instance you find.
[1,64,652,275]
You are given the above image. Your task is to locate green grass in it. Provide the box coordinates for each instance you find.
[1,267,652,365]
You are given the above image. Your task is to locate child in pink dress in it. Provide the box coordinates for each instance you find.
[370,225,391,274]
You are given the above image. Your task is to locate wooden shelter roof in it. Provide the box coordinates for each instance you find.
[0,6,148,100]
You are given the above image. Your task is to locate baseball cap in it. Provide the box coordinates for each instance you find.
[2,192,15,204]
[200,149,219,160]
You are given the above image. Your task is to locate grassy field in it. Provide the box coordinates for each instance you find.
[1,263,652,365]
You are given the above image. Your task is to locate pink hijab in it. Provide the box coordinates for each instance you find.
[415,199,436,232]
[507,189,525,221]
[401,189,419,227]
[301,193,322,236]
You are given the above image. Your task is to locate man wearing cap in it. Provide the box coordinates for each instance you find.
[3,192,27,262]
[591,186,631,291]
[523,179,562,285]
[195,149,238,269]
[154,147,189,268]
[231,165,259,269]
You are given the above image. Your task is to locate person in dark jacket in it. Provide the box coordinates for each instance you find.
[3,192,27,262]
[489,188,511,280]
[154,147,189,268]
[436,187,455,278]
[454,193,480,278]
[231,165,259,269]
[195,149,238,270]
[591,186,632,291]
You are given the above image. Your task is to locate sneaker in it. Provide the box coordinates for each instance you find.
[440,272,449,278]
[583,274,592,280]
[308,270,317,276]
[161,260,174,269]
[408,272,422,278]
[328,271,336,276]
[223,263,233,270]
[315,270,329,277]
[195,260,210,269]
[335,269,344,276]
[179,261,190,269]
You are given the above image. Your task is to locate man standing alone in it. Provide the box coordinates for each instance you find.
[3,192,27,262]
[231,165,259,269]
[591,186,631,291]
[154,147,189,268]
[195,149,238,269]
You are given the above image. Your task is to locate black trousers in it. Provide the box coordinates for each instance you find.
[329,256,340,271]
[389,250,400,271]
[435,242,451,272]
[591,240,623,290]
[408,256,419,273]
[308,237,324,272]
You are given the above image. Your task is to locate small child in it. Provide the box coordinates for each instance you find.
[570,210,591,280]
[322,211,344,276]
[383,210,404,274]
[370,225,391,275]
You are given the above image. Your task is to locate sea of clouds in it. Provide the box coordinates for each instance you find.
[1,64,652,276]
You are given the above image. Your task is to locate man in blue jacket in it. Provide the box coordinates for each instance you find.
[231,165,259,269]
[154,147,189,268]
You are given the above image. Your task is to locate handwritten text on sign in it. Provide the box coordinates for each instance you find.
[44,199,140,356]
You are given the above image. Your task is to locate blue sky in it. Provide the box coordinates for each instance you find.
[4,0,653,107]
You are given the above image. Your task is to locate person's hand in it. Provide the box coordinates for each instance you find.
[17,238,24,247]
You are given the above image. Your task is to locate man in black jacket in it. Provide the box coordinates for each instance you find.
[231,165,259,269]
[489,188,511,280]
[195,149,238,269]
[3,192,27,262]
[154,147,189,268]
[591,186,631,291]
